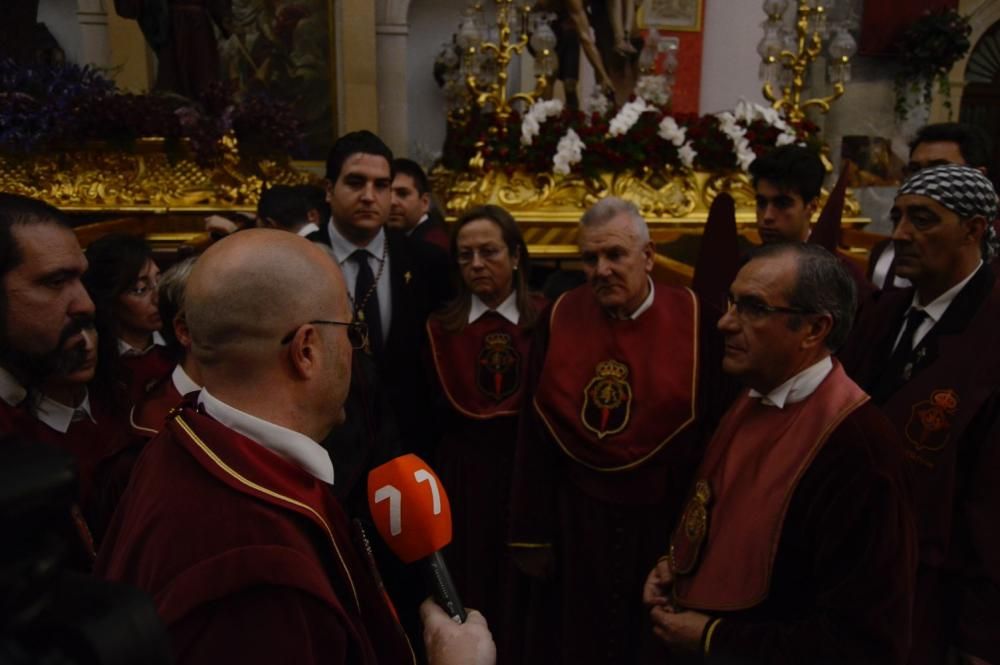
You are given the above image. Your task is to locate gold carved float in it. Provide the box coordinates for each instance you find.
[0,134,311,213]
[431,166,865,254]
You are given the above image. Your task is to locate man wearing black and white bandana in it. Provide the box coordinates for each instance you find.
[841,164,1000,665]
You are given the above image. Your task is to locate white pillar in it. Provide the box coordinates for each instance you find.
[76,0,112,67]
[377,21,410,156]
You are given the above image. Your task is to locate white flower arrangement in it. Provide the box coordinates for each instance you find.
[657,116,686,146]
[608,97,651,137]
[521,99,564,146]
[582,92,611,118]
[553,128,585,175]
[678,143,698,169]
[635,75,671,107]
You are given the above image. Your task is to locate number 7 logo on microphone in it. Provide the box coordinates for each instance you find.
[367,454,454,563]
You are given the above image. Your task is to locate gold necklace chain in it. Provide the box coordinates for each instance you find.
[350,239,389,320]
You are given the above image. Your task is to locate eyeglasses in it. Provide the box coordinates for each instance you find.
[280,319,369,350]
[726,294,812,321]
[457,245,506,265]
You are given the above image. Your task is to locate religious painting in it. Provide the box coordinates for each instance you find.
[640,0,703,32]
[219,0,337,160]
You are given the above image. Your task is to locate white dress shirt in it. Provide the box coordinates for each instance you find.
[870,244,911,290]
[172,364,201,395]
[198,388,335,485]
[326,219,392,344]
[469,290,520,325]
[749,356,834,409]
[297,222,320,237]
[892,260,983,353]
[118,330,167,356]
[0,365,27,407]
[34,391,96,433]
[0,366,95,433]
[629,277,656,320]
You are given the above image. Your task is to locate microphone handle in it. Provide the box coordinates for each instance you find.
[424,550,468,624]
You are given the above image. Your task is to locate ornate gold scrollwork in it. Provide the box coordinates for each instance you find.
[0,134,310,212]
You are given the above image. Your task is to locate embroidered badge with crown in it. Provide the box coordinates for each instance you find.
[581,359,633,439]
[477,331,520,401]
[905,388,959,452]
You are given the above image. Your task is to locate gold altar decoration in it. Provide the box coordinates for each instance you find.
[431,166,863,250]
[0,134,311,213]
[758,0,857,123]
[453,0,556,136]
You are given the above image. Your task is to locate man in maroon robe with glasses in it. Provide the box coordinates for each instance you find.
[644,243,916,665]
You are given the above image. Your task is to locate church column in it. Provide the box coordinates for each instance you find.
[376,22,410,156]
[76,0,112,67]
[375,0,411,156]
[339,0,380,134]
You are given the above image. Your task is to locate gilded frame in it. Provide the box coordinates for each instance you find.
[639,0,704,32]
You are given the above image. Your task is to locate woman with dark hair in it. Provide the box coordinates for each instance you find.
[426,205,543,653]
[83,234,172,402]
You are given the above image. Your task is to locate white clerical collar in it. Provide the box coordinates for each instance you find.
[326,218,386,266]
[297,222,320,237]
[749,356,833,409]
[908,260,983,324]
[406,213,430,237]
[118,330,167,356]
[469,290,520,324]
[172,364,201,395]
[34,390,96,433]
[629,277,656,320]
[198,388,334,484]
[0,365,27,407]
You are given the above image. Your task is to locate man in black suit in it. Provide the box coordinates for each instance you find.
[868,122,993,290]
[389,158,450,253]
[308,131,451,459]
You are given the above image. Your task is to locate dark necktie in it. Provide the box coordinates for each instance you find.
[873,308,928,403]
[350,249,383,357]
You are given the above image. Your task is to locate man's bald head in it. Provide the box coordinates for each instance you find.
[186,230,349,372]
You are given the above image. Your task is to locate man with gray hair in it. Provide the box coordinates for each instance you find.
[841,164,1000,665]
[508,196,713,664]
[643,242,915,664]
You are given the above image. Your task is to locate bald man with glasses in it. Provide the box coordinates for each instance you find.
[96,229,495,665]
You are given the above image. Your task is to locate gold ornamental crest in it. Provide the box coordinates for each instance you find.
[581,359,633,439]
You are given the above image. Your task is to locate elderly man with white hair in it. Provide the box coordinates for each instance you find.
[507,197,719,665]
[841,164,1000,665]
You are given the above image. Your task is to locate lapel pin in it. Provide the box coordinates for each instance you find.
[404,271,412,284]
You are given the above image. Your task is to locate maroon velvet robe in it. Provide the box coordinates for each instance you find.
[94,404,415,665]
[840,265,1000,664]
[426,311,534,657]
[507,283,725,665]
[665,364,916,665]
[129,371,183,440]
[1,392,134,534]
[120,346,175,404]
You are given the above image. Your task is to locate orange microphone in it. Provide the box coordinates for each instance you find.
[368,454,467,623]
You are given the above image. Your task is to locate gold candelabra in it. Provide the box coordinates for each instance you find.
[454,2,556,126]
[758,0,857,123]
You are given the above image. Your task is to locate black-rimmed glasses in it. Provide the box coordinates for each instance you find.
[726,294,813,321]
[280,319,369,350]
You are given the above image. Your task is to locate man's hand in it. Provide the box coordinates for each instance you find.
[642,556,675,608]
[649,605,711,654]
[421,599,496,665]
[509,546,555,579]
